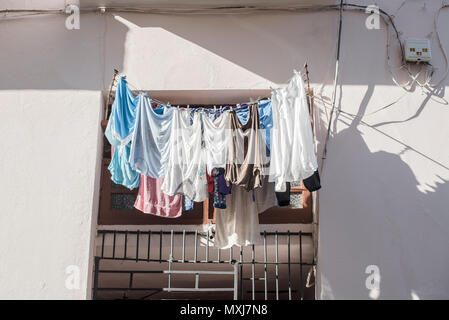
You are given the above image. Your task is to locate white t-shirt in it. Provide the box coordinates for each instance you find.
[214,178,277,249]
[269,70,318,192]
[202,111,230,175]
[161,109,208,202]
[129,95,173,178]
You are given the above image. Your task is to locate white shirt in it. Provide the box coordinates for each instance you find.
[269,70,318,192]
[202,111,230,175]
[161,109,208,202]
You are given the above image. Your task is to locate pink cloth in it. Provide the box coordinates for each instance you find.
[134,175,182,218]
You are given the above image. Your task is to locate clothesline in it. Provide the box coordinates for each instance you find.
[106,64,313,116]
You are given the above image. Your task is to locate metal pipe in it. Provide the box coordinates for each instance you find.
[97,230,312,236]
[93,257,100,300]
[288,230,292,300]
[182,230,186,263]
[101,232,105,258]
[136,230,140,262]
[124,230,128,259]
[147,231,151,262]
[159,230,162,263]
[239,246,243,300]
[251,244,255,300]
[263,231,268,300]
[194,231,198,263]
[299,231,304,300]
[112,230,116,259]
[206,229,209,262]
[275,231,279,300]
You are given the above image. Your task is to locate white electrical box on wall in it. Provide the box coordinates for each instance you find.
[404,38,432,62]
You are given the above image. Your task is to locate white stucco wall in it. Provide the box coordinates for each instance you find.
[0,0,448,299]
[317,1,449,300]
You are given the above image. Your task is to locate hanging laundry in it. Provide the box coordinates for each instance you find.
[161,109,208,202]
[134,175,182,218]
[269,70,318,192]
[225,103,268,191]
[207,172,214,194]
[275,182,291,206]
[236,100,273,157]
[214,177,277,249]
[211,167,232,209]
[129,94,173,178]
[104,76,140,189]
[303,170,321,192]
[202,111,230,174]
[184,196,194,211]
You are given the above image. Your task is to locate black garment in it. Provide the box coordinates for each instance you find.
[275,182,291,206]
[303,170,321,192]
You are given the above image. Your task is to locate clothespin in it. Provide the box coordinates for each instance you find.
[213,105,217,113]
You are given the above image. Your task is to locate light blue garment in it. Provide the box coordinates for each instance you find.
[108,143,140,189]
[105,76,139,147]
[129,94,174,178]
[236,100,273,156]
[105,76,140,189]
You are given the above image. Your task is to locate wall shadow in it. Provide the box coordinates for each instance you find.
[320,122,449,299]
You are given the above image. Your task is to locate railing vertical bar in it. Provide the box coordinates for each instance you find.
[288,230,292,300]
[159,230,162,263]
[251,244,255,300]
[264,231,268,300]
[218,247,221,263]
[170,230,174,261]
[112,230,116,259]
[239,246,243,300]
[93,257,100,300]
[147,231,151,262]
[124,230,128,259]
[136,230,140,262]
[101,232,105,258]
[169,230,174,290]
[275,231,279,301]
[299,230,304,300]
[206,229,209,262]
[229,247,233,264]
[182,230,186,263]
[233,263,239,300]
[194,231,198,263]
[129,272,134,289]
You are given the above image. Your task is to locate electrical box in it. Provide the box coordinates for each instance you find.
[404,38,431,62]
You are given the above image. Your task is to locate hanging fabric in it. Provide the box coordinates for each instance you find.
[129,94,173,178]
[161,109,208,202]
[225,103,268,191]
[134,175,183,218]
[105,76,140,189]
[269,70,318,192]
[214,177,277,249]
[202,110,230,175]
[235,100,273,157]
[211,167,232,209]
